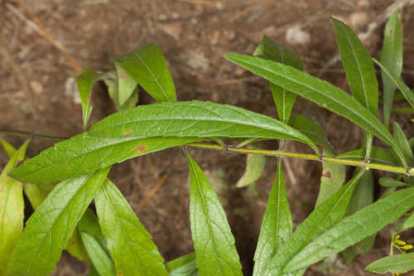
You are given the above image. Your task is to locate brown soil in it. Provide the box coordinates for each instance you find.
[1,0,414,275]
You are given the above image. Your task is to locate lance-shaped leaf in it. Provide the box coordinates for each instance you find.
[167,253,198,276]
[236,152,266,188]
[264,170,364,275]
[366,253,414,274]
[12,101,317,185]
[95,180,168,276]
[187,155,243,276]
[226,53,407,167]
[333,18,378,113]
[253,161,292,276]
[0,141,29,274]
[117,44,176,102]
[279,186,414,274]
[393,122,414,163]
[78,210,115,276]
[5,168,108,276]
[254,36,303,123]
[77,69,98,128]
[379,177,407,188]
[337,146,398,165]
[315,149,346,206]
[290,115,330,148]
[381,11,403,126]
[342,171,375,262]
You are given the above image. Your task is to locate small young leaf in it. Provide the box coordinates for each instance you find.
[117,44,176,102]
[0,139,17,158]
[393,122,414,163]
[167,253,198,276]
[187,155,243,276]
[281,186,414,273]
[95,180,168,276]
[236,153,266,188]
[12,101,317,185]
[381,11,403,126]
[253,161,293,276]
[254,36,303,123]
[333,18,378,114]
[77,69,98,128]
[342,171,375,262]
[315,149,346,206]
[264,170,364,275]
[225,53,407,167]
[366,253,414,274]
[6,169,109,276]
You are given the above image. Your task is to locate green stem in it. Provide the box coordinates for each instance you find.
[189,142,414,176]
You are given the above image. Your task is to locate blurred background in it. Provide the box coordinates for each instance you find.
[1,0,414,275]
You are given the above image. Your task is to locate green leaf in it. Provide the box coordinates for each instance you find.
[342,171,375,262]
[0,139,17,158]
[23,183,47,209]
[381,11,403,126]
[333,18,378,113]
[117,44,176,102]
[374,59,414,112]
[264,170,364,275]
[236,153,266,188]
[167,253,198,276]
[401,212,414,231]
[77,69,98,129]
[253,161,292,276]
[379,176,408,188]
[280,186,414,274]
[290,114,330,147]
[12,101,317,185]
[187,154,243,276]
[337,146,398,165]
[95,180,168,276]
[254,36,303,123]
[366,253,414,274]
[393,122,414,163]
[6,169,109,276]
[315,149,346,206]
[225,53,407,167]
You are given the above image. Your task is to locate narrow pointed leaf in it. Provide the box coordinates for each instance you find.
[6,168,109,276]
[115,62,138,107]
[95,180,168,276]
[187,155,243,276]
[333,18,378,113]
[254,36,303,123]
[401,212,414,231]
[77,69,98,128]
[315,149,346,206]
[366,253,414,274]
[393,122,414,163]
[226,53,407,166]
[23,183,47,209]
[117,44,176,102]
[167,253,198,276]
[290,115,330,148]
[0,139,17,158]
[379,177,407,188]
[236,153,266,188]
[253,161,292,276]
[12,101,317,185]
[282,186,414,273]
[337,146,398,165]
[381,11,403,126]
[264,171,364,275]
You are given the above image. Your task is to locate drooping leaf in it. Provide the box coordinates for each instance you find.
[0,141,29,274]
[374,59,414,112]
[11,101,317,185]
[278,186,414,274]
[366,253,414,274]
[6,169,109,276]
[381,11,403,126]
[77,69,98,128]
[117,44,176,102]
[236,153,266,188]
[315,149,346,206]
[253,161,293,276]
[225,53,407,167]
[187,155,243,276]
[393,122,414,163]
[264,170,364,275]
[254,36,303,123]
[167,253,198,276]
[333,18,378,113]
[95,180,168,276]
[342,171,375,262]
